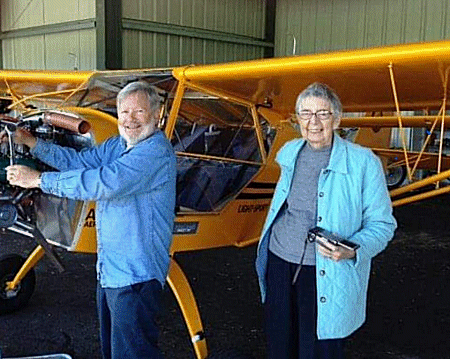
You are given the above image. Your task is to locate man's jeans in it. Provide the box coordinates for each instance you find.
[97,280,164,359]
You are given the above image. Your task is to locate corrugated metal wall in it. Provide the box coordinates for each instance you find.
[4,1,450,69]
[275,0,450,57]
[122,0,269,68]
[1,0,96,70]
[1,0,271,70]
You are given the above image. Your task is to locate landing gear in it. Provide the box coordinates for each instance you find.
[386,165,406,189]
[0,254,36,314]
[0,196,63,315]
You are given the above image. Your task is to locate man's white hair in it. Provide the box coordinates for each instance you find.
[117,81,161,113]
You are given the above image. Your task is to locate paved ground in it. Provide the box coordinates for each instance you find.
[1,194,450,358]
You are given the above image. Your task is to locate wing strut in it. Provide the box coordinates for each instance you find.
[2,78,23,110]
[388,63,450,188]
[410,108,440,176]
[388,63,412,181]
[60,79,91,108]
[436,66,450,188]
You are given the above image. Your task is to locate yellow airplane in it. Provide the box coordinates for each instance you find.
[1,39,450,358]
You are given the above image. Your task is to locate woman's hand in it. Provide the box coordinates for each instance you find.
[317,242,356,261]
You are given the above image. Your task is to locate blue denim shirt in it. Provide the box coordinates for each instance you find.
[33,130,176,288]
[256,135,397,339]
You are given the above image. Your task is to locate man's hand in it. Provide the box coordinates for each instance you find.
[317,242,356,261]
[0,128,37,149]
[6,165,41,188]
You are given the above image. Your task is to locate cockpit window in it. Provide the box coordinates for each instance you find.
[171,90,261,162]
[171,88,262,212]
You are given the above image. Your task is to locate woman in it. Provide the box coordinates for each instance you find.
[255,83,397,359]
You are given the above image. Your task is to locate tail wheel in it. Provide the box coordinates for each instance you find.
[0,254,36,315]
[386,165,406,189]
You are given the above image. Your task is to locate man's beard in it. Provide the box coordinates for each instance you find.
[118,123,156,146]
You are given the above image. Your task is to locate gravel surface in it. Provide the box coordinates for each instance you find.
[1,194,450,358]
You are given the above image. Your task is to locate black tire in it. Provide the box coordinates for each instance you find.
[0,254,36,315]
[208,348,254,359]
[386,165,406,189]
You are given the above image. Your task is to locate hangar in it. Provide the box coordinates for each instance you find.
[1,1,450,359]
[2,0,450,71]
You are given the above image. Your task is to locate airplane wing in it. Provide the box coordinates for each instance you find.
[173,40,450,117]
[3,40,450,120]
[0,70,95,108]
[0,68,175,112]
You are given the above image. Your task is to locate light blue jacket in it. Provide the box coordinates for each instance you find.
[33,130,176,288]
[255,134,397,339]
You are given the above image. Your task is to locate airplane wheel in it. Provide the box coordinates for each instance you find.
[0,254,36,315]
[386,165,406,189]
[208,348,254,358]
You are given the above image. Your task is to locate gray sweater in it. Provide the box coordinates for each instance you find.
[269,143,331,265]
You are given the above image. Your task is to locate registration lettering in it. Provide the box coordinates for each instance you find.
[84,208,96,228]
[237,204,269,213]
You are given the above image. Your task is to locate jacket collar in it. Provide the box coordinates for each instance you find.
[327,135,348,174]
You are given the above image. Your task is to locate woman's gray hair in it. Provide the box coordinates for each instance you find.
[295,82,342,119]
[117,81,161,113]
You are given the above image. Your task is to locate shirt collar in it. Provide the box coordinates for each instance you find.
[120,129,161,152]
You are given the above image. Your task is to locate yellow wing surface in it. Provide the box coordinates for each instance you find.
[0,68,175,112]
[174,39,450,116]
[2,40,450,122]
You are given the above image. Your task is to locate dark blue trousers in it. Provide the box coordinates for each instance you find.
[265,251,345,359]
[97,279,164,359]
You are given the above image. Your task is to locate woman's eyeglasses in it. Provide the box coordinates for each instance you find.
[296,110,333,121]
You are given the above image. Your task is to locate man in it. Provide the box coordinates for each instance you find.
[5,81,176,358]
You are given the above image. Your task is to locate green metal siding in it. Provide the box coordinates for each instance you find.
[123,0,265,37]
[122,0,270,68]
[2,29,96,70]
[275,0,450,57]
[1,0,44,30]
[2,36,45,70]
[1,0,96,70]
[1,0,273,70]
[1,0,94,29]
[123,29,264,67]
